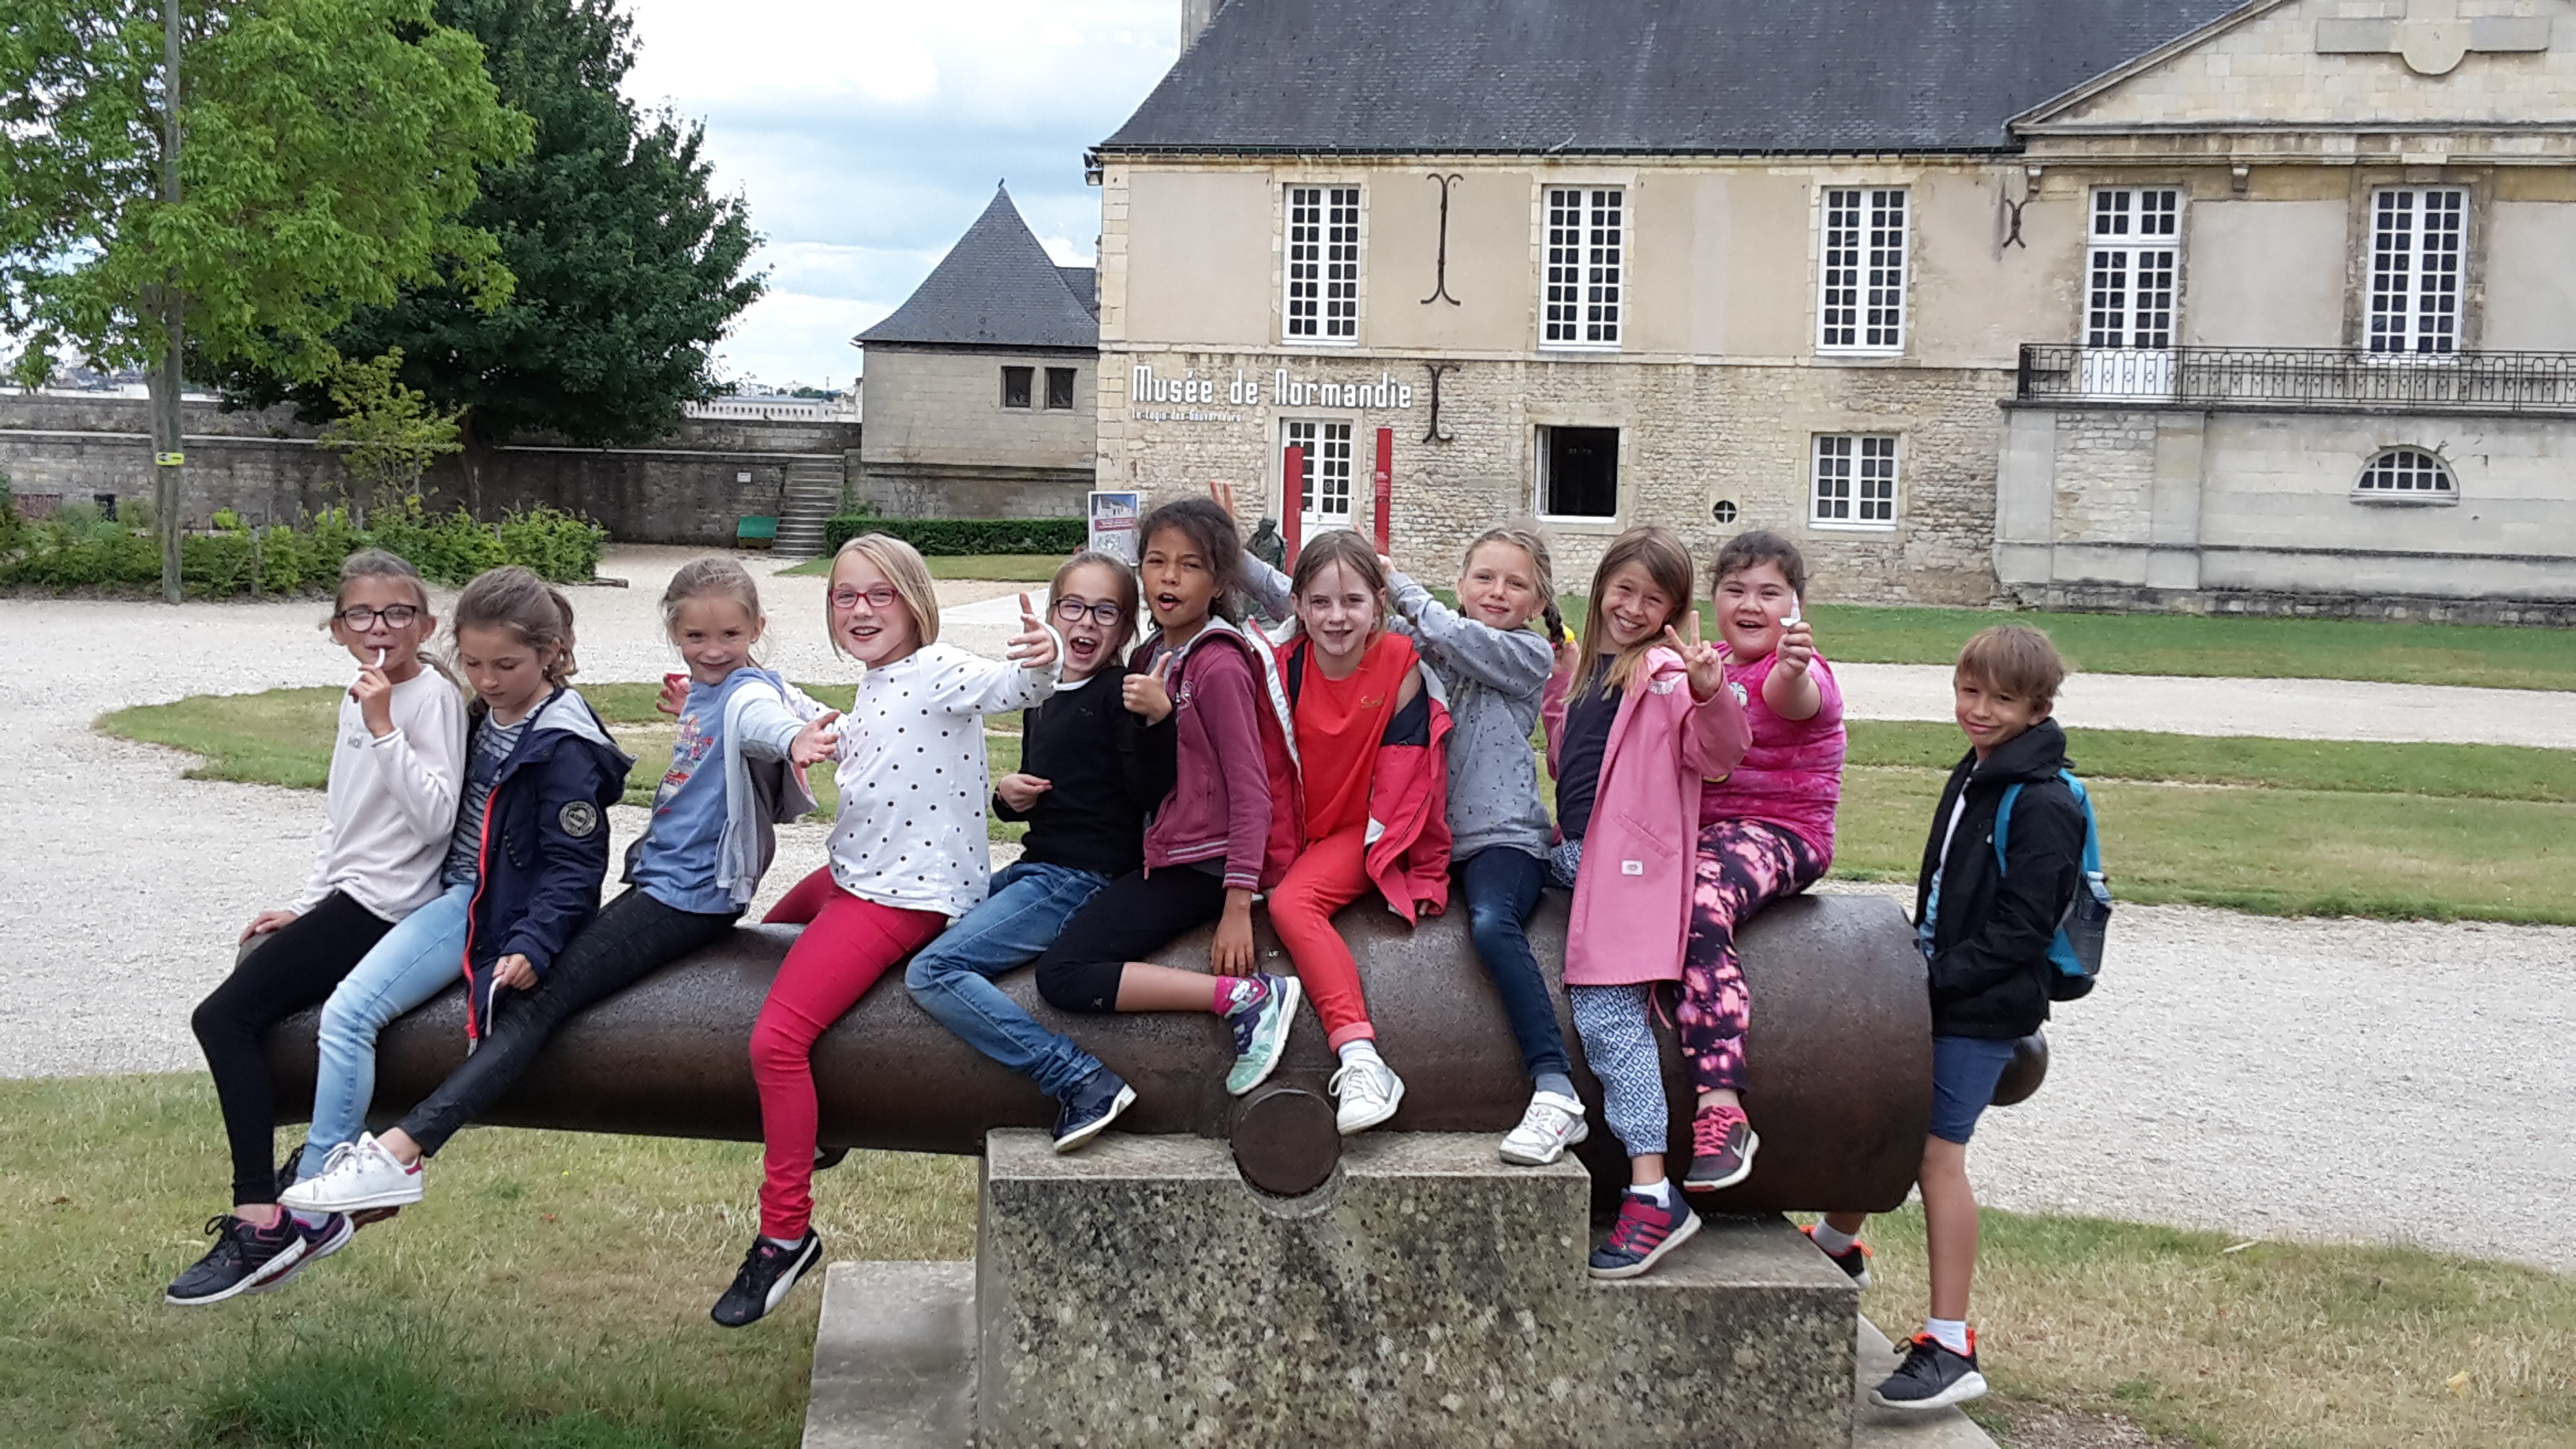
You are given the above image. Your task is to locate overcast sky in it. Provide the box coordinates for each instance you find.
[620,0,1181,393]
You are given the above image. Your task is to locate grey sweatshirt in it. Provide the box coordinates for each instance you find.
[1247,557,1553,862]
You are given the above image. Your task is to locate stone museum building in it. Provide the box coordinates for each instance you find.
[1091,0,2576,616]
[856,185,1100,519]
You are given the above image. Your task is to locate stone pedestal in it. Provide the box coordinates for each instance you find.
[973,1129,1853,1448]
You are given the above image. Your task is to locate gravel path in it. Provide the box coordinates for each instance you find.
[4,548,2570,1272]
[1838,663,2576,747]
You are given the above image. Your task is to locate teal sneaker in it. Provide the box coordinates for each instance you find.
[1224,973,1300,1095]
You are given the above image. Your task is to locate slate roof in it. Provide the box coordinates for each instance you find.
[856,186,1098,350]
[1057,265,1099,317]
[1103,0,2246,156]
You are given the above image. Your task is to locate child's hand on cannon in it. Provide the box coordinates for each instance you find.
[241,908,300,944]
[493,953,538,991]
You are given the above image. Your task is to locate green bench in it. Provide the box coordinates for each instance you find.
[736,515,779,549]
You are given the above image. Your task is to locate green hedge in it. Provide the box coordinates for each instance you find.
[0,496,607,596]
[822,515,1086,556]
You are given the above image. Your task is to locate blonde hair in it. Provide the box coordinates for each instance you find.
[828,534,941,652]
[1460,522,1563,643]
[1955,624,2066,711]
[661,556,766,660]
[451,566,578,691]
[1051,549,1141,659]
[1577,526,1694,697]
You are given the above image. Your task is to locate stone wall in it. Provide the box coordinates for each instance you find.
[1995,399,2576,616]
[0,393,859,545]
[1097,349,2009,605]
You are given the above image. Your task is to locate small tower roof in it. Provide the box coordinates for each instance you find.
[857,185,1099,350]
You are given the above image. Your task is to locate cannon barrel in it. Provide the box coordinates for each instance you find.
[262,891,1958,1211]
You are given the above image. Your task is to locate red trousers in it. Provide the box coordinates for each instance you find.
[754,867,945,1239]
[1264,824,1377,1050]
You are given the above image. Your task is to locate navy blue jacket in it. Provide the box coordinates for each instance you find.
[1913,719,2084,1040]
[461,686,633,1040]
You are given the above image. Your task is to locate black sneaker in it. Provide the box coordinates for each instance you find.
[164,1214,309,1306]
[1051,1068,1138,1154]
[1870,1331,1988,1411]
[245,1212,355,1296]
[710,1230,823,1328]
[1801,1223,1873,1289]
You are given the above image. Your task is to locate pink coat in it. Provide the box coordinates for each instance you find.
[1544,648,1752,987]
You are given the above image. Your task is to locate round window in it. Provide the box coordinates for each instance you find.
[1711,500,1739,524]
[2353,447,2455,500]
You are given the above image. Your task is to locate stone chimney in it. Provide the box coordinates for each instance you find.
[1181,0,1227,51]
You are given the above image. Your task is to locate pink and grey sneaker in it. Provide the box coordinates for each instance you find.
[1587,1191,1701,1279]
[1681,1102,1758,1192]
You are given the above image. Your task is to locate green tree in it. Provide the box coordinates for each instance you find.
[229,0,765,451]
[0,0,532,599]
[316,349,466,522]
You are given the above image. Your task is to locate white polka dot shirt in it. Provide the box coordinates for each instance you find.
[827,642,1059,918]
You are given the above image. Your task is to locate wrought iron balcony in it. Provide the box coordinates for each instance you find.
[2014,343,2576,414]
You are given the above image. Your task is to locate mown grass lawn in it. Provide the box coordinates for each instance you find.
[7,1073,2571,1449]
[100,691,2574,922]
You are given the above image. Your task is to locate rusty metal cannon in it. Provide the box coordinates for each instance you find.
[262,890,2023,1208]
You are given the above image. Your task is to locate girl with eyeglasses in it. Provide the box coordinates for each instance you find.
[712,532,1060,1327]
[169,550,467,1305]
[901,550,1174,1152]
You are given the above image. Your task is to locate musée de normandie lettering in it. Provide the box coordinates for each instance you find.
[1129,363,1415,422]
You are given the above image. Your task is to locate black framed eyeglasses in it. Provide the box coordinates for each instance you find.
[1053,597,1125,627]
[335,605,420,629]
[830,585,900,610]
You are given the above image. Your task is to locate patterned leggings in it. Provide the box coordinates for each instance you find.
[1568,983,1668,1161]
[1677,819,1825,1096]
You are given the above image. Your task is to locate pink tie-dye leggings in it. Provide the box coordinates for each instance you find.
[1678,818,1825,1095]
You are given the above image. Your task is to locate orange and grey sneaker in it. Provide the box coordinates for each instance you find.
[1681,1101,1758,1191]
[1800,1223,1873,1289]
[1587,1190,1701,1279]
[1870,1330,1988,1411]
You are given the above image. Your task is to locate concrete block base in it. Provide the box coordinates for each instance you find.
[807,1129,2002,1447]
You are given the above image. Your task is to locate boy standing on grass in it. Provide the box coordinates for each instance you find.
[1809,624,2086,1413]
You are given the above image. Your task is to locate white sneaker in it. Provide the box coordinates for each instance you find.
[1499,1091,1591,1166]
[277,1133,426,1214]
[1329,1055,1406,1135]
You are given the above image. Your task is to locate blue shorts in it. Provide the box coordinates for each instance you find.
[1930,1035,2020,1145]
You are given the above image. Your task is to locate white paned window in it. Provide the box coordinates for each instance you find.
[2086,189,2180,348]
[1818,188,1908,352]
[2368,188,2466,355]
[1811,434,1898,527]
[2353,447,2456,500]
[1285,185,1361,342]
[1542,188,1623,347]
[1284,419,1355,526]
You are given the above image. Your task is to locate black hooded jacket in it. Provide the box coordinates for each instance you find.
[1913,718,2084,1039]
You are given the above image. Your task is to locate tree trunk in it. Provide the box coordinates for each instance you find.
[146,305,185,605]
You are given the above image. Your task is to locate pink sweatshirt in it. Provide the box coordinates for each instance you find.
[1698,651,1847,866]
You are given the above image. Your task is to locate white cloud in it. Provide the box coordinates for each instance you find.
[619,1,1174,386]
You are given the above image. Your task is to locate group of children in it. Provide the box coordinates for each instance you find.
[170,500,2089,1414]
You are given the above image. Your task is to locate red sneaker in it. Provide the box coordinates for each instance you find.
[1682,1102,1759,1191]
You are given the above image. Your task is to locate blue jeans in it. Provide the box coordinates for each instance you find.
[1458,847,1571,1084]
[298,880,472,1176]
[904,860,1111,1099]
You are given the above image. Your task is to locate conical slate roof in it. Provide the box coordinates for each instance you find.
[857,186,1099,350]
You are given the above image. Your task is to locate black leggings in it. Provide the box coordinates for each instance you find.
[398,887,739,1155]
[192,892,395,1205]
[1032,866,1228,1012]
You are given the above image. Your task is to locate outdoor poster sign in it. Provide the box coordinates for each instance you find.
[1088,490,1140,564]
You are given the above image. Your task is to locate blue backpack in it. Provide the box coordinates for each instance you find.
[1992,769,2111,1002]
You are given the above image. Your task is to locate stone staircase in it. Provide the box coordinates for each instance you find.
[800,1132,2000,1449]
[774,455,845,558]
